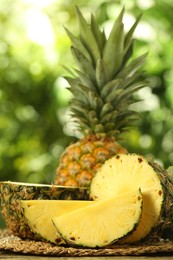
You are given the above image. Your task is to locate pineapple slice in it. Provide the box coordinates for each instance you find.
[21,200,94,244]
[90,154,165,243]
[0,181,89,240]
[52,190,142,248]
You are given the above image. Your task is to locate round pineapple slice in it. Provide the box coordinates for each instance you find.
[21,200,95,244]
[52,190,142,248]
[90,154,167,243]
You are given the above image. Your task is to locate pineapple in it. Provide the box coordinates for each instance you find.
[20,199,95,244]
[52,189,142,248]
[55,7,147,187]
[90,154,173,242]
[0,181,89,239]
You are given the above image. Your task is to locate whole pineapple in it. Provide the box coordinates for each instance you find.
[55,7,148,187]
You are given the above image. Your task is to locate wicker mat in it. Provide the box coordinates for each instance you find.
[0,229,173,256]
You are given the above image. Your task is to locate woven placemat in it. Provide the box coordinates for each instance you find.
[0,229,173,256]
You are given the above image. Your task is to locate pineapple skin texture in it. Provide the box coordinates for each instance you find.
[0,181,89,240]
[55,135,127,187]
[147,160,173,240]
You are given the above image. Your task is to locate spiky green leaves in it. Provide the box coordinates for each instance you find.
[103,7,125,80]
[76,7,101,63]
[64,7,148,138]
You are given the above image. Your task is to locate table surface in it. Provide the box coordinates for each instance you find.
[0,253,172,259]
[0,252,173,259]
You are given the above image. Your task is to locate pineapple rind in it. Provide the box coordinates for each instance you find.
[147,160,173,240]
[52,190,142,248]
[0,181,89,239]
[55,136,127,187]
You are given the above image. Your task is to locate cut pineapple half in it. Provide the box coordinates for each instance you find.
[20,200,95,244]
[90,153,164,243]
[52,190,142,248]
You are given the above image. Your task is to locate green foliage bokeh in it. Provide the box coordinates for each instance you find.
[0,0,173,225]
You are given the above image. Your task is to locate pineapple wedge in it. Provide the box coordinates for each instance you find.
[52,190,142,248]
[21,200,94,244]
[0,181,89,240]
[90,154,166,243]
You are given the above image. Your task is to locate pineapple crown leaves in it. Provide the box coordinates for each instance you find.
[75,7,101,63]
[103,7,125,80]
[64,6,148,138]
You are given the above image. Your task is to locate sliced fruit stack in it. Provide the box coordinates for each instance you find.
[21,188,142,247]
[19,154,173,248]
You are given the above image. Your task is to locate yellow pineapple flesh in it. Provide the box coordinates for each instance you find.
[20,200,95,244]
[52,190,142,248]
[90,153,173,242]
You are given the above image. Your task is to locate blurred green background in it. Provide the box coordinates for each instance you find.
[0,0,173,227]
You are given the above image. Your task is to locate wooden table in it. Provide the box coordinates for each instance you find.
[1,252,173,259]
